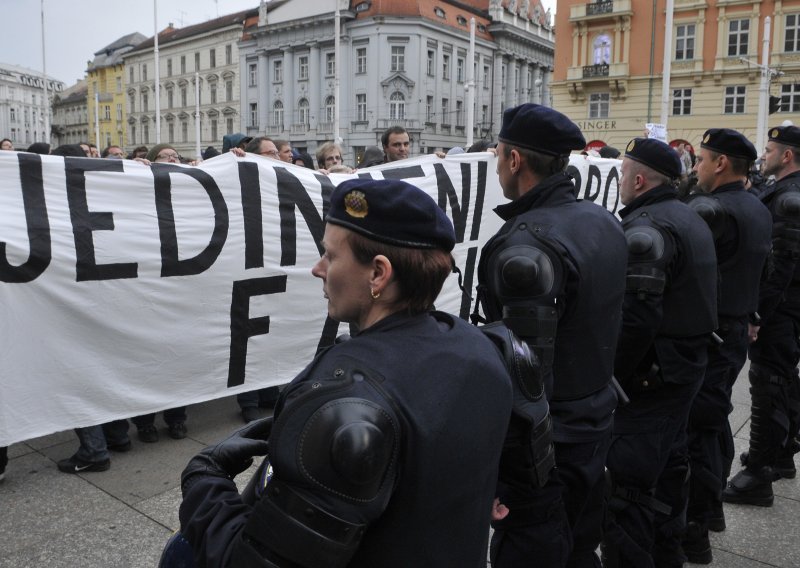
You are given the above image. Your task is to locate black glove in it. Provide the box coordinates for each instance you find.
[181,417,272,492]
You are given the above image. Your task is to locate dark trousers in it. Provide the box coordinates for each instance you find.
[237,386,281,409]
[491,429,612,568]
[747,310,800,464]
[133,407,187,428]
[687,318,748,523]
[605,380,701,568]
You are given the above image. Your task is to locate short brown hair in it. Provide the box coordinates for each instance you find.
[501,144,569,178]
[345,231,453,314]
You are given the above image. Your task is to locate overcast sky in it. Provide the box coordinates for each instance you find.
[2,0,557,87]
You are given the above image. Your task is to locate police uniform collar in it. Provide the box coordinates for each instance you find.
[710,180,746,195]
[619,185,677,219]
[352,310,427,336]
[494,172,577,222]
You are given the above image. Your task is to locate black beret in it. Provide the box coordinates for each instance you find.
[498,103,586,156]
[768,125,800,148]
[624,138,682,179]
[700,128,757,161]
[327,178,456,251]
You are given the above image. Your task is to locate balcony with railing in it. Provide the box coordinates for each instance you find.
[570,0,632,20]
[567,62,628,82]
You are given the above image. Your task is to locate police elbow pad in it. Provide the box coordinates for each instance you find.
[481,322,554,489]
[772,191,800,258]
[625,226,667,296]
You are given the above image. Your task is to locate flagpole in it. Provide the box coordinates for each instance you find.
[41,0,50,144]
[154,0,161,143]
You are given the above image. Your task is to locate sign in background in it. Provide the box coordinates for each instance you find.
[0,151,619,445]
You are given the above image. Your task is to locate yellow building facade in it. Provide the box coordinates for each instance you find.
[86,33,146,151]
[551,0,800,152]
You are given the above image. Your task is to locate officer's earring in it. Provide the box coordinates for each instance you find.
[371,288,381,300]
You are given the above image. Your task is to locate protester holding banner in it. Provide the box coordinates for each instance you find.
[476,103,627,568]
[0,138,13,151]
[684,128,772,563]
[601,138,718,567]
[177,178,513,567]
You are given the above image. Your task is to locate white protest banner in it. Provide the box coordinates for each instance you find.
[0,151,619,445]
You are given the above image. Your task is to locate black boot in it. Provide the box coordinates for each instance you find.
[722,465,774,506]
[740,449,797,479]
[682,520,712,564]
[707,500,725,532]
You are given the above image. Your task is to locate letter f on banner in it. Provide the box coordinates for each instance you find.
[227,275,288,388]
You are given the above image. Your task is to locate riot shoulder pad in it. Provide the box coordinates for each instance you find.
[484,237,566,364]
[774,187,800,221]
[686,193,728,241]
[624,223,670,296]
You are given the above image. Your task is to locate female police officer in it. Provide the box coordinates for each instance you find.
[176,178,514,567]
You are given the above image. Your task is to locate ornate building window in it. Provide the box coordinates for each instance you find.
[298,98,310,124]
[785,14,800,52]
[672,88,692,115]
[273,100,284,126]
[728,19,750,57]
[589,93,610,118]
[390,92,405,120]
[593,35,612,65]
[675,24,695,60]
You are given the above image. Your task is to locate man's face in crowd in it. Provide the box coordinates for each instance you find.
[258,140,280,160]
[693,148,718,192]
[321,149,343,168]
[761,141,787,179]
[278,144,293,163]
[106,146,125,158]
[384,132,410,162]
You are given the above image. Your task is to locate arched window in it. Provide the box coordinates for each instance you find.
[273,100,284,126]
[593,34,612,65]
[389,91,405,120]
[325,96,335,122]
[298,98,310,125]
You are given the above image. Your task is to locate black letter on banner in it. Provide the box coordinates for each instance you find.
[0,153,51,283]
[567,164,581,193]
[313,173,335,220]
[379,165,426,180]
[582,165,602,202]
[238,162,263,269]
[228,275,288,388]
[435,162,469,243]
[64,157,137,281]
[603,166,620,213]
[154,164,229,277]
[316,315,342,352]
[275,167,324,266]
[470,160,488,241]
[459,246,478,321]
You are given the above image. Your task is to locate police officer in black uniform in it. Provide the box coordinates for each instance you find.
[724,125,800,506]
[475,103,627,567]
[601,138,718,568]
[684,129,772,563]
[176,179,515,567]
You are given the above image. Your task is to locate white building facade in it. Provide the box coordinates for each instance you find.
[51,79,89,147]
[240,0,555,164]
[0,63,64,147]
[124,9,257,158]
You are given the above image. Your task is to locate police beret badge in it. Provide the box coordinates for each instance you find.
[626,140,635,153]
[771,128,780,139]
[703,133,710,144]
[344,190,368,218]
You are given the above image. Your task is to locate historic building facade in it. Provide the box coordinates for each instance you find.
[240,0,555,164]
[551,0,800,150]
[0,63,64,147]
[124,8,257,159]
[51,79,89,147]
[87,32,147,151]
